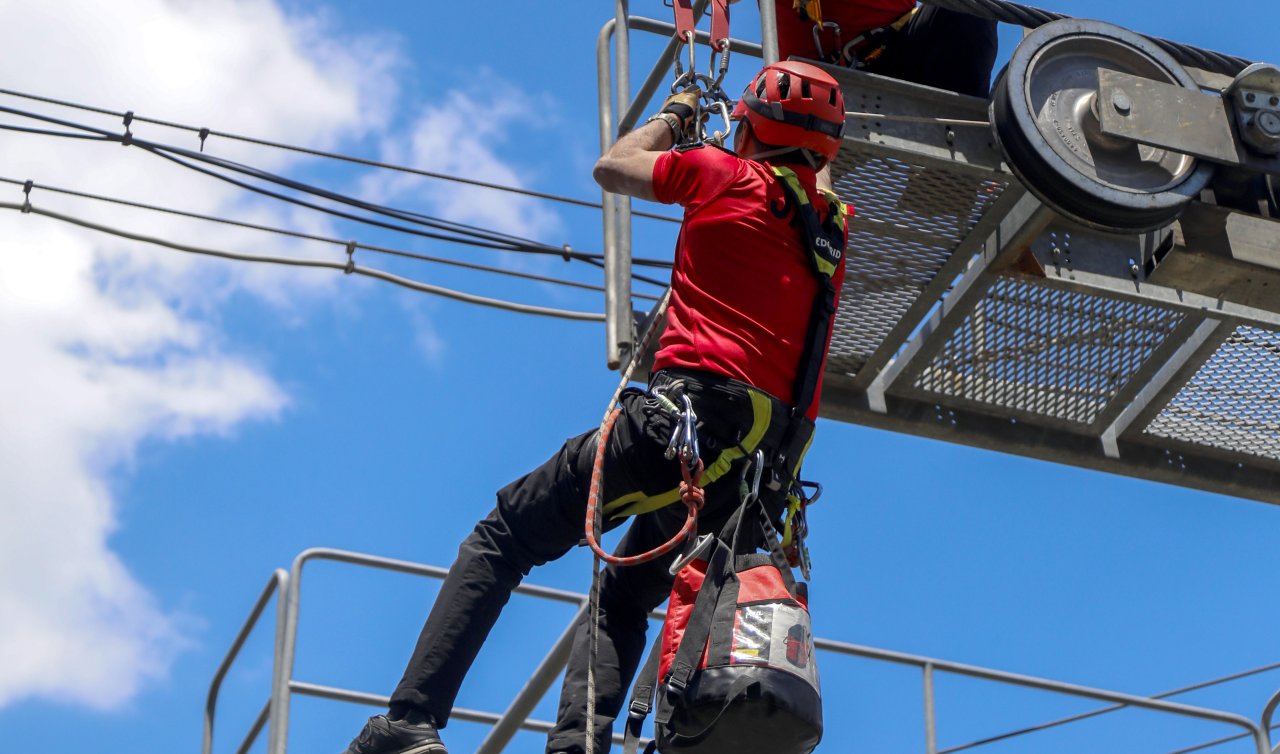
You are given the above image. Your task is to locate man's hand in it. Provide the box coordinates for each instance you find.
[660,87,702,138]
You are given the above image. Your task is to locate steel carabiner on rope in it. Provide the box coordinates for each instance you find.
[676,393,700,470]
[671,30,699,94]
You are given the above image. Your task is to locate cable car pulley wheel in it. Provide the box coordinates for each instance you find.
[991,19,1215,232]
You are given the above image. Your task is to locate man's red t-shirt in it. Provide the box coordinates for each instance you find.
[775,0,918,61]
[650,146,848,420]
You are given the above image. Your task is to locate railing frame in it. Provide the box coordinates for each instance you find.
[206,548,1274,754]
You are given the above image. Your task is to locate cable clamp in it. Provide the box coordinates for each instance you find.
[122,110,134,147]
[198,127,210,152]
[21,180,33,213]
[344,241,357,274]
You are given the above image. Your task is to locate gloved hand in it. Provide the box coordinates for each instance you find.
[661,87,702,132]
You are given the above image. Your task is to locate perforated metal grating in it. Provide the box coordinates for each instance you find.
[910,277,1185,425]
[1144,326,1280,462]
[826,151,1009,376]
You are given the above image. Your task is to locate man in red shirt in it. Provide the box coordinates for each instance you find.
[340,60,848,754]
[776,0,999,98]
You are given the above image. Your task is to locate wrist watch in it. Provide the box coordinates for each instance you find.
[645,111,683,143]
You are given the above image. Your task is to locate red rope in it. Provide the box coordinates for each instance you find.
[585,407,705,567]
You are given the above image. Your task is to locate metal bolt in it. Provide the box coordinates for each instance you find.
[1112,90,1132,115]
[1272,96,1280,107]
[1258,111,1280,136]
[1246,92,1257,104]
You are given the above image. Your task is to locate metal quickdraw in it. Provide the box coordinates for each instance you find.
[669,0,735,146]
[782,479,822,580]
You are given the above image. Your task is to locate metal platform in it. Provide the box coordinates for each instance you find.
[597,3,1280,507]
[818,64,1280,506]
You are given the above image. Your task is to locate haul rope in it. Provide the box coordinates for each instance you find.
[919,0,1251,76]
[585,287,674,754]
[585,414,705,566]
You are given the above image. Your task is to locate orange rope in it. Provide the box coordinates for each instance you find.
[584,407,705,567]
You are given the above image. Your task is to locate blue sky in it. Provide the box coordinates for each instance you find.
[0,2,1278,754]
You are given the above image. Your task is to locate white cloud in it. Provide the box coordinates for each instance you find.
[0,0,400,710]
[363,70,565,244]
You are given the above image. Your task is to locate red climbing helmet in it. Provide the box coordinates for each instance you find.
[731,60,846,162]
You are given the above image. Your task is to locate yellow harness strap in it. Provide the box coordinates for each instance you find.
[602,390,775,518]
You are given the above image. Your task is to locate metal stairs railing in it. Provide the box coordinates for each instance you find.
[204,548,1280,754]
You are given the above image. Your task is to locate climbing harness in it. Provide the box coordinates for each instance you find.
[767,164,848,579]
[668,0,736,146]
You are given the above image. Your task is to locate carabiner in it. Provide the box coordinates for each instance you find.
[705,99,733,146]
[739,449,764,507]
[811,21,842,62]
[708,40,731,92]
[678,393,699,467]
[672,30,698,87]
[668,533,716,575]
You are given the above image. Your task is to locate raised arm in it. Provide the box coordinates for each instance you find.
[593,89,699,202]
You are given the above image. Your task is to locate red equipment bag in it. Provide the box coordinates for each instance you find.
[623,502,822,754]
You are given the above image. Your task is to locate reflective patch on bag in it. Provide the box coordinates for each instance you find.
[730,603,820,691]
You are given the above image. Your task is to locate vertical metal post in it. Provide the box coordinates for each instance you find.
[266,564,296,754]
[758,0,780,64]
[612,0,635,370]
[923,662,938,754]
[597,18,625,369]
[473,603,591,754]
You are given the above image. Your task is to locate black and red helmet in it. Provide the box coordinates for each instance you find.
[731,60,846,162]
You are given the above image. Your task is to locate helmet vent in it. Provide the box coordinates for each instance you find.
[801,79,812,99]
[776,72,791,99]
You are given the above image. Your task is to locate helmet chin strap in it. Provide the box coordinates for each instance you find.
[743,146,822,169]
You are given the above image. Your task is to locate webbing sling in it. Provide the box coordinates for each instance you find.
[770,165,847,444]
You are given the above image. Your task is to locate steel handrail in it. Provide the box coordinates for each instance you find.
[203,568,288,754]
[208,548,1276,754]
[267,547,593,754]
[1263,688,1280,754]
[813,636,1270,753]
[941,661,1280,753]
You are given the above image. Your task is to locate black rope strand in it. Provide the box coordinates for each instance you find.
[0,102,679,269]
[0,86,681,224]
[0,176,664,301]
[920,0,1252,76]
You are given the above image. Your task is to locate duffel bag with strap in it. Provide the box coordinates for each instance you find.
[624,498,821,754]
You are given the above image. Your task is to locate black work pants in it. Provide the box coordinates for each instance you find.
[867,4,1000,98]
[389,382,772,754]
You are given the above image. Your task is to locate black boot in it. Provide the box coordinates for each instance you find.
[341,714,447,754]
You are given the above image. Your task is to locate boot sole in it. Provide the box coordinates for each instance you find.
[399,744,447,754]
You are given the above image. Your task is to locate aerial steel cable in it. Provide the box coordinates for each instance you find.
[0,176,664,301]
[0,201,607,322]
[0,86,681,224]
[0,105,677,270]
[0,102,582,254]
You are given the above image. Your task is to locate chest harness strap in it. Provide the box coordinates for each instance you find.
[770,165,847,576]
[770,165,846,432]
